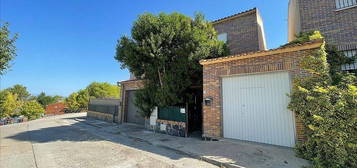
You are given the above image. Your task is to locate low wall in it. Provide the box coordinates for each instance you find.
[87,98,120,123]
[144,107,187,137]
[155,119,186,137]
[87,111,115,123]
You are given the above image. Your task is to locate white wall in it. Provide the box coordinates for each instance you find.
[288,0,301,42]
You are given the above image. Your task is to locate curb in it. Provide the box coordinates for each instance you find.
[148,141,243,168]
[78,119,244,168]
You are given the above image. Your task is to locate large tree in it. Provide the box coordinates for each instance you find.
[115,12,229,117]
[86,82,120,98]
[0,23,18,75]
[5,84,31,100]
[35,92,62,108]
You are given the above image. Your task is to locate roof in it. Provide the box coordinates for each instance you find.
[212,8,257,25]
[200,39,324,65]
[118,79,144,84]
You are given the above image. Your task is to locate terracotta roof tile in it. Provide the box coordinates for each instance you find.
[212,8,257,24]
[200,39,324,65]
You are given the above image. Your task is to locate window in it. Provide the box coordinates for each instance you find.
[218,33,227,43]
[336,0,357,10]
[342,50,357,70]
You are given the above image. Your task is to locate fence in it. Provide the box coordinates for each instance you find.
[87,98,120,123]
[158,106,186,122]
[88,104,119,115]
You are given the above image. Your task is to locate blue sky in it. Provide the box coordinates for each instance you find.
[0,0,289,96]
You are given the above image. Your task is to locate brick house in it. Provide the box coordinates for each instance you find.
[200,40,323,147]
[45,102,65,116]
[288,0,357,70]
[213,8,267,55]
[118,8,267,137]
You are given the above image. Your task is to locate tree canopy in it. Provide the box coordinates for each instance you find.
[75,89,90,109]
[5,84,31,100]
[115,12,229,117]
[65,92,81,111]
[0,23,18,75]
[65,82,120,111]
[35,92,62,108]
[0,84,50,120]
[86,82,120,98]
[0,91,20,118]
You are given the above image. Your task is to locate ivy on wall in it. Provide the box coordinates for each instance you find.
[288,31,356,168]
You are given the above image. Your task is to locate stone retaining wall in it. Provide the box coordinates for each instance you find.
[87,111,115,123]
[155,119,186,137]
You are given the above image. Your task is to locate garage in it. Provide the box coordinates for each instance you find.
[126,90,145,125]
[200,40,323,147]
[222,72,295,147]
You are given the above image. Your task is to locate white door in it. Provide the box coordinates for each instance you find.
[222,71,296,147]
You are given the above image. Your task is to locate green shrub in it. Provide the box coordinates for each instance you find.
[288,39,357,167]
[0,91,21,118]
[20,101,45,120]
[65,92,81,111]
[282,31,323,48]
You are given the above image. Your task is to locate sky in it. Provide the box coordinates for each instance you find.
[0,0,290,97]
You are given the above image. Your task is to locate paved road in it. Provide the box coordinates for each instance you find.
[0,113,217,168]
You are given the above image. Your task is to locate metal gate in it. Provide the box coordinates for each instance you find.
[126,91,145,125]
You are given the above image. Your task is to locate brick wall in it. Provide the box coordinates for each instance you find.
[213,8,266,55]
[120,79,144,91]
[292,0,357,50]
[200,41,323,142]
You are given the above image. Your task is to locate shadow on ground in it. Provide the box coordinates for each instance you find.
[3,115,310,168]
[3,117,192,161]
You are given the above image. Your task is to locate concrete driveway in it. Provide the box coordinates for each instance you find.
[83,115,310,168]
[0,113,217,168]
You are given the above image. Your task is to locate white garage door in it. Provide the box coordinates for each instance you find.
[222,71,296,147]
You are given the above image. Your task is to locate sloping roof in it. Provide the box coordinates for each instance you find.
[212,8,257,25]
[200,39,324,65]
[118,79,144,85]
